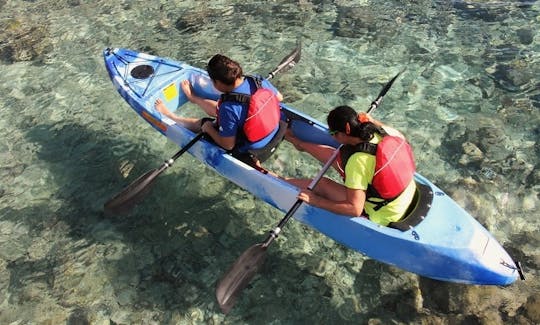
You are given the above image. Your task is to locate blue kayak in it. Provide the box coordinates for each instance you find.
[103,47,521,285]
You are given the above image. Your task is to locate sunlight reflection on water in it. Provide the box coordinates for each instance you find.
[0,0,538,324]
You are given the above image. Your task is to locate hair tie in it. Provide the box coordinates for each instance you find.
[358,112,370,123]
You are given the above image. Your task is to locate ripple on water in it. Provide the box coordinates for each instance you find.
[0,0,538,324]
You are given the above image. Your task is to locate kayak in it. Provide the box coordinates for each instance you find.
[103,47,521,286]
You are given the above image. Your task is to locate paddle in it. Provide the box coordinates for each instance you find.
[215,147,340,313]
[215,69,405,314]
[104,45,302,215]
[368,68,405,114]
[104,132,205,215]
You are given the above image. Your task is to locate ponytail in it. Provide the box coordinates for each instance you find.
[327,105,378,141]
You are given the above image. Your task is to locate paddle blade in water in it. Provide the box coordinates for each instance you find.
[216,243,267,313]
[103,168,159,215]
[268,45,302,78]
[278,45,301,72]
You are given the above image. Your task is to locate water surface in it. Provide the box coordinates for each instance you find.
[0,0,539,324]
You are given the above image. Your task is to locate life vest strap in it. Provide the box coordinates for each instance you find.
[366,193,398,211]
[230,120,288,165]
[219,75,263,104]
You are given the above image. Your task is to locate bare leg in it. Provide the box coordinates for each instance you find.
[154,98,201,132]
[181,80,218,117]
[285,176,347,201]
[285,129,343,174]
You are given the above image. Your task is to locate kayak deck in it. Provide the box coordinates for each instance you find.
[103,48,520,285]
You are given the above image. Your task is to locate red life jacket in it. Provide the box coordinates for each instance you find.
[339,127,416,204]
[218,76,281,142]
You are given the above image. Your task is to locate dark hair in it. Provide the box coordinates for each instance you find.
[327,105,378,141]
[207,54,243,86]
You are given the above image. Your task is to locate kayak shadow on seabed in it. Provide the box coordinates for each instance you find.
[1,117,536,323]
[2,121,363,323]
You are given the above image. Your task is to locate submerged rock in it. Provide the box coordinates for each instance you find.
[331,7,379,38]
[459,142,484,166]
[0,18,51,63]
[453,1,510,22]
[66,307,90,325]
[488,62,534,92]
[516,28,534,45]
[523,294,540,323]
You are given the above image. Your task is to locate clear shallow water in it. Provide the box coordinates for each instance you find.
[0,0,539,324]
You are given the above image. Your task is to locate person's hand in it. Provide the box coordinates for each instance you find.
[181,80,194,102]
[200,119,214,133]
[297,189,315,204]
[359,112,384,127]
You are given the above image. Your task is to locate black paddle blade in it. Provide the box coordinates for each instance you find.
[216,243,267,314]
[103,168,159,215]
[104,132,204,214]
[269,44,302,78]
[367,68,406,114]
[377,68,405,99]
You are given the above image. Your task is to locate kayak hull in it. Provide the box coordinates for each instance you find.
[103,48,519,285]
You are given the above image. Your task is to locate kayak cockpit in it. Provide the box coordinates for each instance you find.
[389,181,434,231]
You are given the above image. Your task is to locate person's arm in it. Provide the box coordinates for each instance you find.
[298,152,372,216]
[275,90,283,101]
[298,186,366,217]
[261,79,283,101]
[201,120,236,150]
[360,113,406,139]
[181,80,218,117]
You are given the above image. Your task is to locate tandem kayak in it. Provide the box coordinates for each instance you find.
[103,47,521,286]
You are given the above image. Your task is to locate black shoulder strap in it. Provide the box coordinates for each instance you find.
[340,142,378,175]
[375,126,388,136]
[244,75,263,89]
[219,75,262,103]
[354,142,378,155]
[220,93,250,103]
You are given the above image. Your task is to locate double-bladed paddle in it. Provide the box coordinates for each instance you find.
[215,69,405,313]
[104,45,302,215]
[215,147,341,314]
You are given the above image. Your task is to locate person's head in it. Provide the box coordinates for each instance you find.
[207,54,243,86]
[327,105,378,142]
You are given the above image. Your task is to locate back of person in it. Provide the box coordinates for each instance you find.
[340,129,416,226]
[217,75,285,164]
[156,53,285,168]
[218,76,280,150]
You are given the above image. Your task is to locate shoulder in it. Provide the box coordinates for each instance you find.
[231,77,253,95]
[381,125,405,139]
[347,152,376,170]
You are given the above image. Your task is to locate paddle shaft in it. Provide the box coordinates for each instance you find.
[262,69,404,247]
[268,46,301,79]
[262,146,341,247]
[158,132,205,171]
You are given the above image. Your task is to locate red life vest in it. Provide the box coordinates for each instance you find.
[218,76,281,142]
[339,127,416,201]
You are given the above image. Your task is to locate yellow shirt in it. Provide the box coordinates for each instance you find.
[343,134,416,226]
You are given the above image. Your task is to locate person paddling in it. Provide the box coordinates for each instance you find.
[155,54,286,168]
[285,105,417,226]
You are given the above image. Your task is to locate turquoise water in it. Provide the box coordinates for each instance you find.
[1,0,539,324]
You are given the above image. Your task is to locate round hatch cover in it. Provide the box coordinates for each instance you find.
[131,65,154,79]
